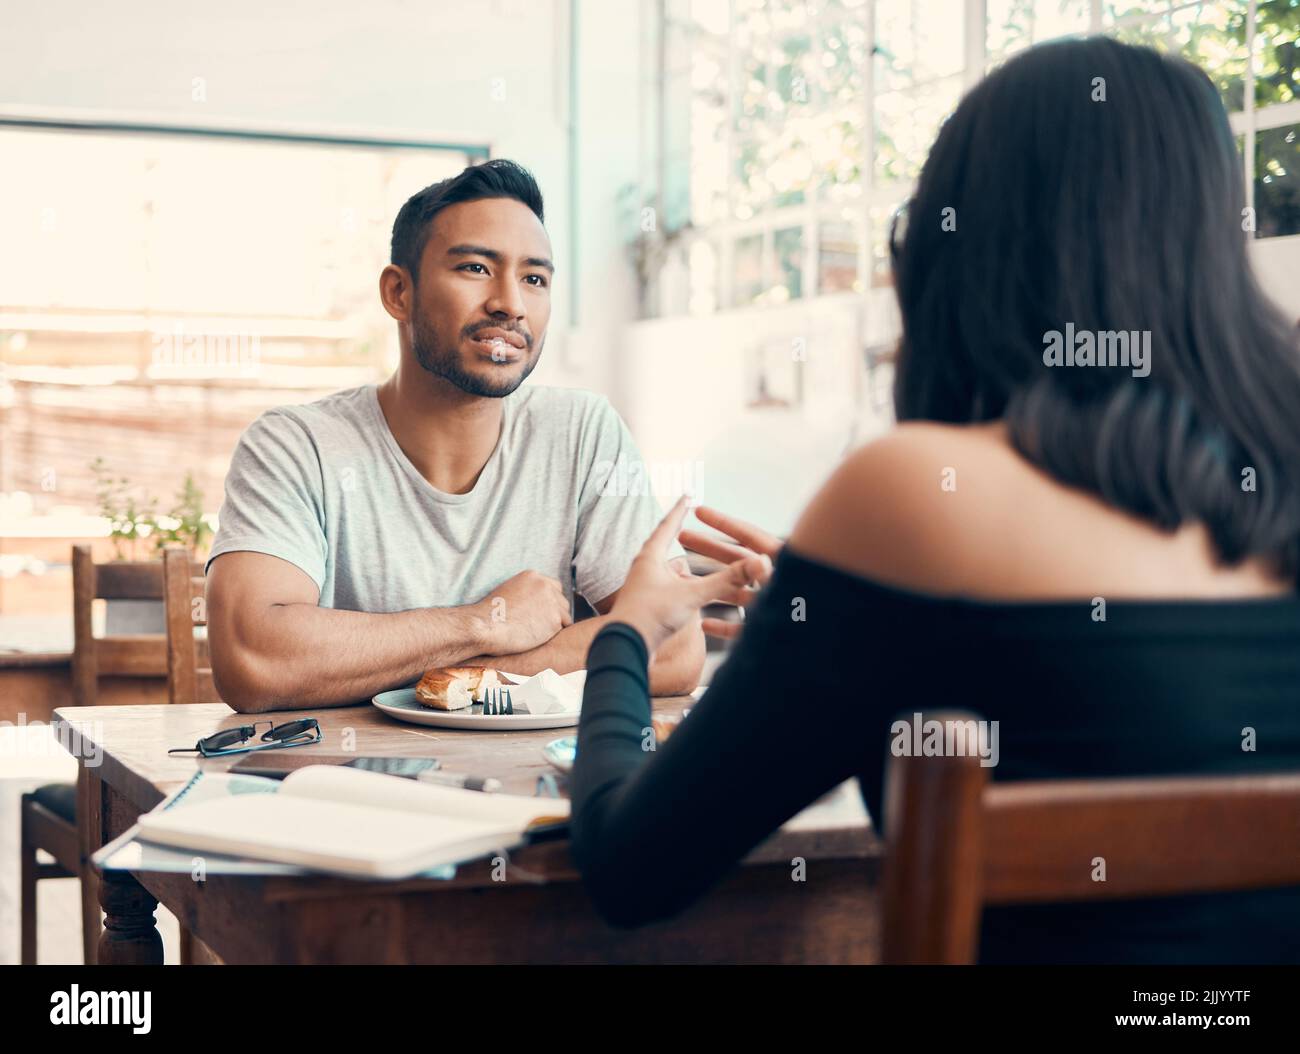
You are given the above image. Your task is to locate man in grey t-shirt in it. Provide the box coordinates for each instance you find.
[206,160,703,712]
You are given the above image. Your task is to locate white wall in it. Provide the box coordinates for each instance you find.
[1249,235,1300,323]
[622,289,899,534]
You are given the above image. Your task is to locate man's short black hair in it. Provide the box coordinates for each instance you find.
[390,158,545,279]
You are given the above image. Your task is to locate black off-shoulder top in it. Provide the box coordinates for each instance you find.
[570,547,1300,964]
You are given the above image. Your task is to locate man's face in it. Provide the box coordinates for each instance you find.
[408,197,553,398]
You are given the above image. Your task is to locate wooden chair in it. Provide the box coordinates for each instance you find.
[19,548,205,966]
[162,545,222,965]
[162,545,218,706]
[21,544,169,965]
[879,710,1300,963]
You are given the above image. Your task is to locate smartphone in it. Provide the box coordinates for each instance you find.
[342,757,441,779]
[228,755,439,781]
[227,753,326,780]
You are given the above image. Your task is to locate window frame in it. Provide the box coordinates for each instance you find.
[649,0,1298,319]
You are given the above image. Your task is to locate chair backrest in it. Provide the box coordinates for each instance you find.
[162,546,218,705]
[879,709,1300,964]
[70,544,170,706]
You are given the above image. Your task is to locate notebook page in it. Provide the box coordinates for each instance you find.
[279,764,569,826]
[135,794,519,879]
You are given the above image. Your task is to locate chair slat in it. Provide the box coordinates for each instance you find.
[983,774,1300,903]
[94,561,165,600]
[163,546,217,705]
[94,636,168,677]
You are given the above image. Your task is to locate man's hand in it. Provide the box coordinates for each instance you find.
[471,569,573,656]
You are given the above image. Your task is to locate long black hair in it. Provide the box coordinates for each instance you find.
[892,36,1300,581]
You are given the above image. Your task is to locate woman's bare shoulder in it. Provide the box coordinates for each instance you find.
[788,421,1289,600]
[788,421,1024,596]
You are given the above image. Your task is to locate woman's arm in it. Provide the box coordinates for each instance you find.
[570,548,904,928]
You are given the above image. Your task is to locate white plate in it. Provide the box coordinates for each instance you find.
[371,687,580,731]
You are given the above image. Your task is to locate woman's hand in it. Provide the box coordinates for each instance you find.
[679,505,783,640]
[610,497,773,655]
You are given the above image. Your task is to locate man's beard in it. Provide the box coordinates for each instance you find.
[410,308,538,398]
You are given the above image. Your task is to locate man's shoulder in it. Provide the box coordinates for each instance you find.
[242,385,374,442]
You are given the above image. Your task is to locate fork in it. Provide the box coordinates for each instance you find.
[481,686,514,716]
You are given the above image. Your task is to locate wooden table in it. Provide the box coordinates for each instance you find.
[55,700,883,964]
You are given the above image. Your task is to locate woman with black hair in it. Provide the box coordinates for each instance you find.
[569,36,1300,964]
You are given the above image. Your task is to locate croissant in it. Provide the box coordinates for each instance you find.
[414,666,501,711]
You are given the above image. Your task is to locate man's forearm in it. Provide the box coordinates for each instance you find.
[473,615,705,696]
[212,603,488,712]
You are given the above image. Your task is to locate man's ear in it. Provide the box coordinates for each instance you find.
[379,263,414,322]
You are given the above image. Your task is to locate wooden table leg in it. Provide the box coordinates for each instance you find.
[77,766,102,964]
[98,868,165,965]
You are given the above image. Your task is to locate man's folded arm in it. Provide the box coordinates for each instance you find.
[206,551,491,713]
[467,563,707,697]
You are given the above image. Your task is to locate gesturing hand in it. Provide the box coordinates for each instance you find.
[679,505,783,640]
[610,497,773,655]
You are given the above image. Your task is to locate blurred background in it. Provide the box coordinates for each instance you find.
[0,0,1297,651]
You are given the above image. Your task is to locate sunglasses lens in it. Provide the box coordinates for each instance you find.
[204,726,252,750]
[265,719,317,742]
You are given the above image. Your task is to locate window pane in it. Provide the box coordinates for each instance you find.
[773,225,804,301]
[1109,13,1171,49]
[874,74,964,187]
[874,0,966,92]
[817,219,860,293]
[988,0,1091,60]
[870,202,900,287]
[1256,0,1300,107]
[0,128,465,522]
[664,153,693,233]
[690,0,730,37]
[689,238,720,315]
[1101,3,1252,117]
[733,137,767,219]
[1173,1,1249,113]
[816,16,869,106]
[1104,1,1172,23]
[663,59,694,232]
[1256,124,1300,238]
[0,131,459,322]
[690,49,729,225]
[733,121,813,219]
[735,45,775,135]
[776,30,817,111]
[732,232,765,306]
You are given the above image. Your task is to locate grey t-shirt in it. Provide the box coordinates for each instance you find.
[207,383,677,614]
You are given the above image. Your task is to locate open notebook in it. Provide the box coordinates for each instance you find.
[130,765,570,880]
